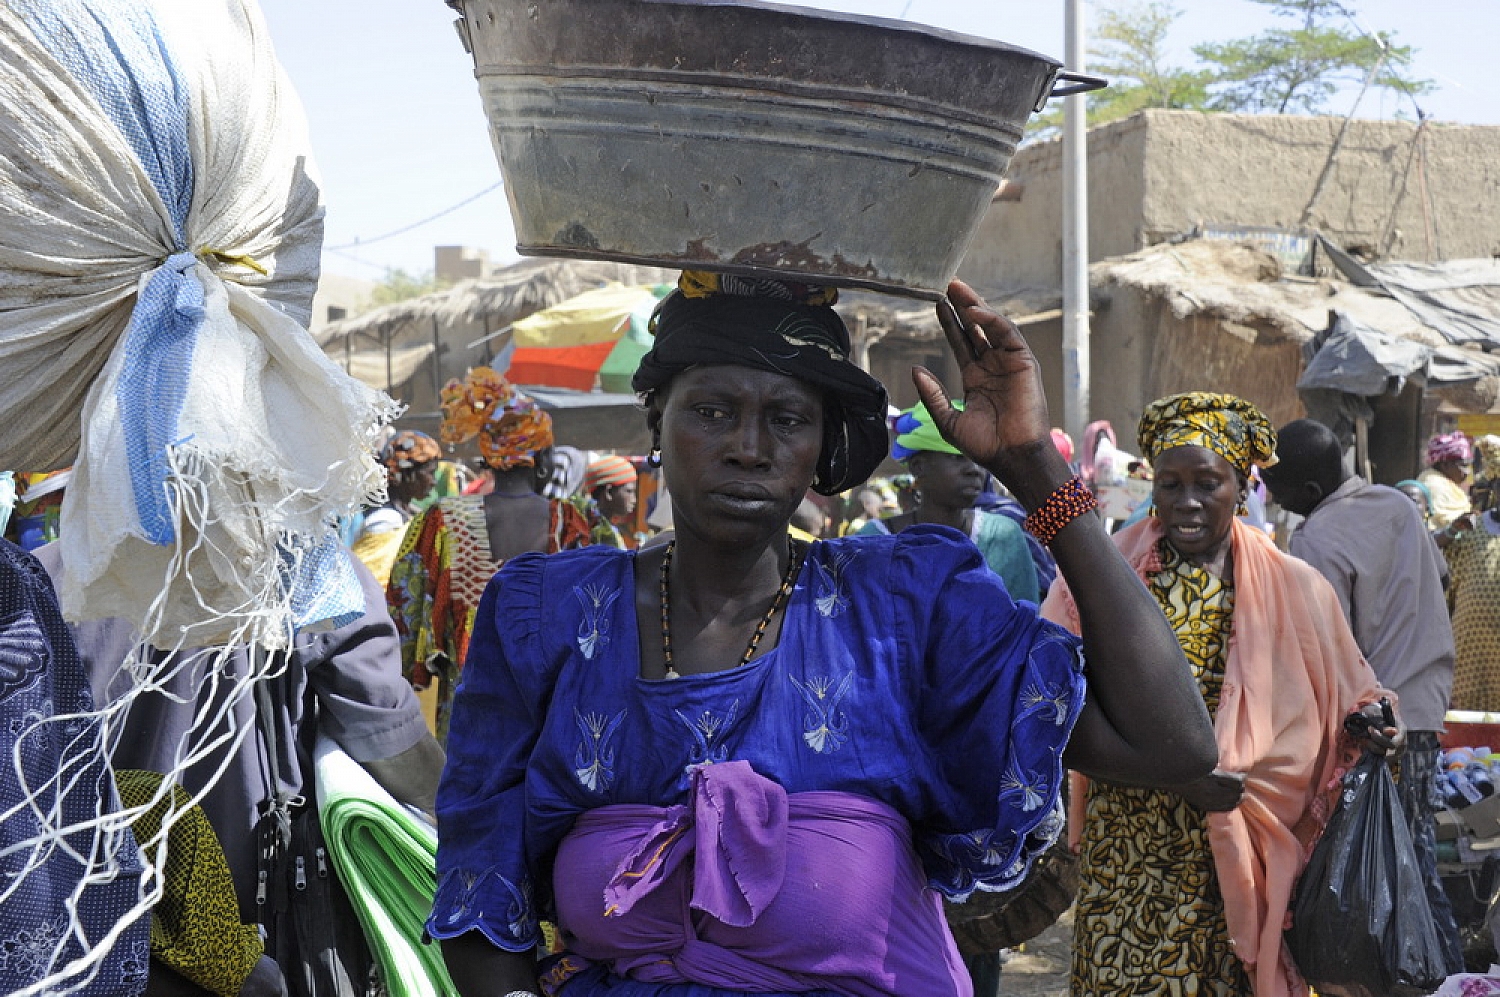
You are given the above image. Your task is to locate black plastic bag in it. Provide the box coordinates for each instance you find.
[1285,751,1448,997]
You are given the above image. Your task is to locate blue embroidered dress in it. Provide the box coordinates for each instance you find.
[0,540,149,995]
[430,527,1085,994]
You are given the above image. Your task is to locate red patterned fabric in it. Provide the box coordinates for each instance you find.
[387,495,590,742]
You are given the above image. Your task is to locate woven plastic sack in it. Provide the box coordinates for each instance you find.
[0,0,394,647]
[1285,751,1448,997]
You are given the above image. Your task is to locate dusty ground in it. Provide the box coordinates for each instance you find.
[995,908,1073,996]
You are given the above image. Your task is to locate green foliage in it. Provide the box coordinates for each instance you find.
[1091,2,1216,117]
[365,268,447,310]
[1023,0,1432,144]
[1193,0,1433,114]
[1027,2,1212,142]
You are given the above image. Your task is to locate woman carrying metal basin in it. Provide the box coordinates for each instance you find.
[426,271,1219,997]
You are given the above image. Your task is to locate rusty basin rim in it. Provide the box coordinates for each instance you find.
[514,245,949,301]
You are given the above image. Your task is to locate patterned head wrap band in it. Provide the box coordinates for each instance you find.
[1137,392,1278,478]
[585,455,637,493]
[379,430,441,477]
[891,401,962,461]
[632,271,889,496]
[1426,431,1472,467]
[440,367,554,470]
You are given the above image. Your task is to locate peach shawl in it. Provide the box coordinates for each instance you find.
[1041,517,1388,997]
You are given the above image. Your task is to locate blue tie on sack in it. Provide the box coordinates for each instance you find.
[118,251,203,545]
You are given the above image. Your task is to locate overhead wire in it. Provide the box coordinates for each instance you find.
[324,179,504,252]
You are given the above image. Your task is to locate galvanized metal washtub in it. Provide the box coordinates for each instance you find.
[450,0,1101,299]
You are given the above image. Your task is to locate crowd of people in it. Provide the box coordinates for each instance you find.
[5,270,1498,997]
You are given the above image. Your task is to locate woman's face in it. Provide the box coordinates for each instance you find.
[911,451,985,509]
[1151,446,1246,564]
[650,365,824,544]
[1437,459,1471,486]
[599,480,638,519]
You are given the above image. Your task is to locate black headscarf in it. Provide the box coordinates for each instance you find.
[633,273,889,496]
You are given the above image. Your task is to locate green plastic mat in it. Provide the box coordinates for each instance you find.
[314,736,454,997]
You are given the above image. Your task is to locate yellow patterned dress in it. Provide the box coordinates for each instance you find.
[1447,518,1500,711]
[1071,541,1252,996]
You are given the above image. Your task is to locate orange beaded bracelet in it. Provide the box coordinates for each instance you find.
[1023,476,1098,547]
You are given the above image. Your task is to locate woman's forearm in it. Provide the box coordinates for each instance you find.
[441,934,541,997]
[1054,511,1216,785]
[994,449,1216,787]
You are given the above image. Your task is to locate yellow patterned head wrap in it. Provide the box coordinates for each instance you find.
[676,270,840,307]
[1475,434,1500,477]
[440,367,554,470]
[1137,392,1278,478]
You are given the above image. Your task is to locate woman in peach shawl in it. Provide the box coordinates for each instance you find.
[1041,392,1400,997]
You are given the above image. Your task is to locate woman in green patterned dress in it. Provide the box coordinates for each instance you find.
[1043,393,1400,996]
[1437,494,1500,712]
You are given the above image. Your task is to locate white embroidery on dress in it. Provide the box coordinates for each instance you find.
[788,671,853,753]
[506,874,536,940]
[0,915,67,978]
[0,610,47,700]
[1018,681,1073,726]
[575,583,621,660]
[810,549,856,618]
[960,829,1007,867]
[573,709,626,791]
[434,866,538,945]
[673,700,740,769]
[998,761,1048,812]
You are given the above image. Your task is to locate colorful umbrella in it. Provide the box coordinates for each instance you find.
[506,282,671,392]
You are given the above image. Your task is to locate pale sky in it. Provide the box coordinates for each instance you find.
[252,0,1499,282]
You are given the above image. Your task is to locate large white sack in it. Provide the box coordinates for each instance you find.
[0,0,394,645]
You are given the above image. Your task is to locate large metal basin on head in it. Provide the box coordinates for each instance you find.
[453,0,1093,299]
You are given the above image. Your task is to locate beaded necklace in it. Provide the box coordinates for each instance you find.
[658,539,805,680]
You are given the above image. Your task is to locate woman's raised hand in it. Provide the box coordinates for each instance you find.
[913,279,1058,487]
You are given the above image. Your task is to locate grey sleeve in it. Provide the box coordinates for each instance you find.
[295,554,429,764]
[1288,532,1354,627]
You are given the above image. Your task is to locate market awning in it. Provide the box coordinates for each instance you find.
[506,282,670,392]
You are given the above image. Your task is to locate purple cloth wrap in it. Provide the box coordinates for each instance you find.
[552,760,969,996]
[606,761,787,928]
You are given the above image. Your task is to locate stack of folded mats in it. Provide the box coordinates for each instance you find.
[314,736,455,997]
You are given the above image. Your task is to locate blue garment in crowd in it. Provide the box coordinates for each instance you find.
[429,527,1086,963]
[0,540,149,995]
[974,490,1057,593]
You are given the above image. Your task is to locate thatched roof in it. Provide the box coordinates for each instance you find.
[319,252,1069,364]
[1091,239,1431,346]
[316,258,678,348]
[1092,238,1500,410]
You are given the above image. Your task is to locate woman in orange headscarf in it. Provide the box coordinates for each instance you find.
[1042,392,1399,997]
[388,369,591,743]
